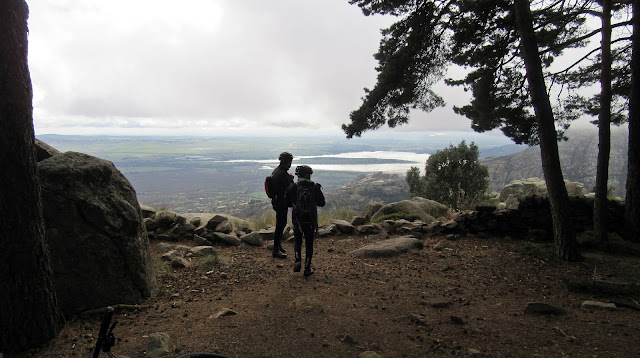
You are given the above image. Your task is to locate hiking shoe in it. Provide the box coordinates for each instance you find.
[293,261,301,272]
[303,267,314,277]
[272,251,287,259]
[278,245,286,253]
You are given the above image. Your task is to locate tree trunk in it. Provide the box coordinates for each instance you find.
[626,0,640,243]
[513,0,579,260]
[595,0,613,241]
[0,0,61,353]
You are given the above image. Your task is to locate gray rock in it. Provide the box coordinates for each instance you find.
[351,216,368,226]
[171,257,190,269]
[359,351,383,358]
[189,216,202,227]
[156,210,177,228]
[210,232,241,246]
[331,219,356,234]
[371,197,449,224]
[216,220,233,234]
[240,232,265,247]
[139,204,157,219]
[349,236,424,258]
[154,242,173,253]
[212,308,237,318]
[581,300,617,310]
[189,246,216,256]
[358,224,382,235]
[161,250,180,261]
[146,332,174,358]
[144,217,160,232]
[38,152,156,315]
[193,234,212,246]
[361,201,384,221]
[206,214,228,230]
[35,139,61,162]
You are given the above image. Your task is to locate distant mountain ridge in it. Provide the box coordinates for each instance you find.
[481,126,629,197]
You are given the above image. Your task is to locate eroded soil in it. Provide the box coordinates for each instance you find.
[17,234,640,358]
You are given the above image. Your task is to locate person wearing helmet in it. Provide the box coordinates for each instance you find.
[286,165,325,276]
[270,152,294,259]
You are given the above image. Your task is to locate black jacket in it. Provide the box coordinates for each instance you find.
[286,178,325,228]
[271,165,293,210]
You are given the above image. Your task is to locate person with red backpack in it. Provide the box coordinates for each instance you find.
[286,165,325,276]
[268,152,294,259]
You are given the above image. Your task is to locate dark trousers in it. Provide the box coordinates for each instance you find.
[293,216,315,266]
[273,207,288,253]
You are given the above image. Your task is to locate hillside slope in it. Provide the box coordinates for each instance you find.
[481,126,628,197]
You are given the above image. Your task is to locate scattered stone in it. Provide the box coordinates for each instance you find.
[171,257,190,269]
[154,242,173,253]
[206,215,229,230]
[581,300,617,311]
[193,234,212,246]
[216,220,234,234]
[408,313,429,326]
[524,302,568,315]
[351,216,368,226]
[291,296,323,313]
[349,236,424,258]
[450,315,466,325]
[331,219,356,234]
[146,332,174,358]
[161,250,179,261]
[430,300,452,308]
[240,232,265,247]
[209,232,241,246]
[359,351,383,358]
[211,308,237,319]
[189,246,216,257]
[468,348,482,357]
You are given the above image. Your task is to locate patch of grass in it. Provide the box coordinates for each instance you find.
[197,253,222,269]
[153,257,168,277]
[372,213,421,223]
[577,231,640,258]
[318,207,359,226]
[249,211,276,230]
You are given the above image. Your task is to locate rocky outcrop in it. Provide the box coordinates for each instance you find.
[324,172,410,212]
[35,139,61,162]
[370,197,450,223]
[482,126,628,198]
[39,151,156,315]
[499,177,587,209]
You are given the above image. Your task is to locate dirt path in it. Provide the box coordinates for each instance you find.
[17,234,640,358]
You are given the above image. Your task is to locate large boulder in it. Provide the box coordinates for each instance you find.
[499,177,587,209]
[35,139,61,162]
[371,197,449,223]
[39,152,156,315]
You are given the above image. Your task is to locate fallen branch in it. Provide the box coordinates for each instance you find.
[564,278,640,296]
[81,304,147,316]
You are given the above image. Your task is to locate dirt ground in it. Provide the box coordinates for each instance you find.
[16,234,640,358]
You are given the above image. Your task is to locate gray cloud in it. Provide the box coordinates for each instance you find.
[27,0,477,136]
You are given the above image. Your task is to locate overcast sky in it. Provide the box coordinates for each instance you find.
[26,0,497,138]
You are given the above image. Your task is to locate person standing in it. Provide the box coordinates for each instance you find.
[271,152,294,259]
[286,165,325,276]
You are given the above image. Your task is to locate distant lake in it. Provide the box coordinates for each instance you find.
[202,151,431,174]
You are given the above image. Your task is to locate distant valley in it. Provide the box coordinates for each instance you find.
[37,126,626,216]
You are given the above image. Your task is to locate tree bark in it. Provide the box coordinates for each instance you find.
[513,0,579,260]
[595,0,613,241]
[0,0,61,353]
[626,0,640,242]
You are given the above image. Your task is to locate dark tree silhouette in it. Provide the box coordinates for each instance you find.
[0,0,61,353]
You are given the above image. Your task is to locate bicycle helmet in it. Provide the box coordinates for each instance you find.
[295,165,313,178]
[278,152,293,161]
